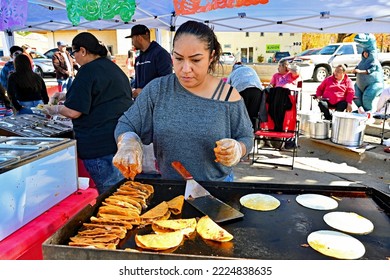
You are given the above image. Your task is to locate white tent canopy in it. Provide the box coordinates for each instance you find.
[4,0,390,34]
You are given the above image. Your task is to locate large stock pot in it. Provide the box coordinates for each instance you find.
[298,111,322,136]
[331,112,367,147]
[309,120,330,139]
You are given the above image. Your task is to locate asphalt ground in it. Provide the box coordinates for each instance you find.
[234,131,390,195]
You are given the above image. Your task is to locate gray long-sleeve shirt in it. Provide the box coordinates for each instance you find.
[115,74,253,181]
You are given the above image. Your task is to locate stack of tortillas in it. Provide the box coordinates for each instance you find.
[239,193,280,211]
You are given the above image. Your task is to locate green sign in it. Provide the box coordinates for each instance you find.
[266,44,280,53]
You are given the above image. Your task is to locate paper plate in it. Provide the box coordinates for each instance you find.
[307,230,365,259]
[323,212,374,235]
[296,193,338,210]
[239,193,280,211]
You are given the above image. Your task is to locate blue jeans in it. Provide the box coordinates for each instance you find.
[57,77,73,92]
[82,154,124,194]
[18,100,43,115]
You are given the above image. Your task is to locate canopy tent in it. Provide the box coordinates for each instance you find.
[2,0,390,34]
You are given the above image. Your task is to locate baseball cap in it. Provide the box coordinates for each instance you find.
[10,45,23,56]
[57,41,67,47]
[125,24,149,38]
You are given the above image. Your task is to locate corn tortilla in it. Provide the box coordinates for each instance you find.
[307,230,365,259]
[323,212,374,235]
[196,215,233,242]
[296,194,338,210]
[240,193,280,211]
[135,231,184,251]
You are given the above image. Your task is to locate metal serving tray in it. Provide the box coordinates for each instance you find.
[43,180,390,260]
[0,115,73,138]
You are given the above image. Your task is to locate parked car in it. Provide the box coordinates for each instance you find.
[0,57,7,71]
[293,42,390,82]
[220,52,236,64]
[280,48,321,63]
[43,47,72,59]
[30,51,56,77]
[44,47,116,63]
[272,51,290,63]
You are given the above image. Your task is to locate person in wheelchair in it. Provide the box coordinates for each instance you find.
[314,64,355,120]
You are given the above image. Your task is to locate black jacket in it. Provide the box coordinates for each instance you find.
[133,41,172,89]
[267,87,292,132]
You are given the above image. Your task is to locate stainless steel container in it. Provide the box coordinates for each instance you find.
[0,137,78,241]
[331,112,367,146]
[0,114,73,138]
[298,111,322,136]
[309,120,330,139]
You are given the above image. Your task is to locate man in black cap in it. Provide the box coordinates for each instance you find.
[126,24,172,98]
[52,41,78,92]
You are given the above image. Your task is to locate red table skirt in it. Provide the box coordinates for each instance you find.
[0,188,98,260]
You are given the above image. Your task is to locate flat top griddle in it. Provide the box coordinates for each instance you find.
[43,179,390,260]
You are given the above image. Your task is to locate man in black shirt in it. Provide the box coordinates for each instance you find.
[125,24,172,98]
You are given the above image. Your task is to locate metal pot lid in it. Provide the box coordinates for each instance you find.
[332,112,368,120]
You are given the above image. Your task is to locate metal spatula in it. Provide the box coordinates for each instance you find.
[171,161,244,223]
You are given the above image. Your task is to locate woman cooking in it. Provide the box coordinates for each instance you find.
[113,20,253,182]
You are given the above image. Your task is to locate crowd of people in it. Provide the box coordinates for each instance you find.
[1,25,390,191]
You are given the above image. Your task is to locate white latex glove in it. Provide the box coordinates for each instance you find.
[214,138,243,167]
[49,91,66,105]
[113,132,143,180]
[41,104,61,115]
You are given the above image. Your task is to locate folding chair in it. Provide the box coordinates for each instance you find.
[251,87,299,169]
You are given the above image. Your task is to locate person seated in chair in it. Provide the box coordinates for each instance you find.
[268,60,301,149]
[314,64,355,121]
[269,60,300,90]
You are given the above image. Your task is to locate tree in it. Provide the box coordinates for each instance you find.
[336,33,353,42]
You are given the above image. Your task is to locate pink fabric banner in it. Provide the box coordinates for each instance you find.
[0,0,28,30]
[174,0,269,16]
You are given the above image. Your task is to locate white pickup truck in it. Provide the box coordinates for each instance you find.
[293,42,390,82]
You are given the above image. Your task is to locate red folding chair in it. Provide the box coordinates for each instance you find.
[251,87,299,169]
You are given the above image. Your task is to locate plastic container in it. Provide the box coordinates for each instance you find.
[78,177,90,190]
